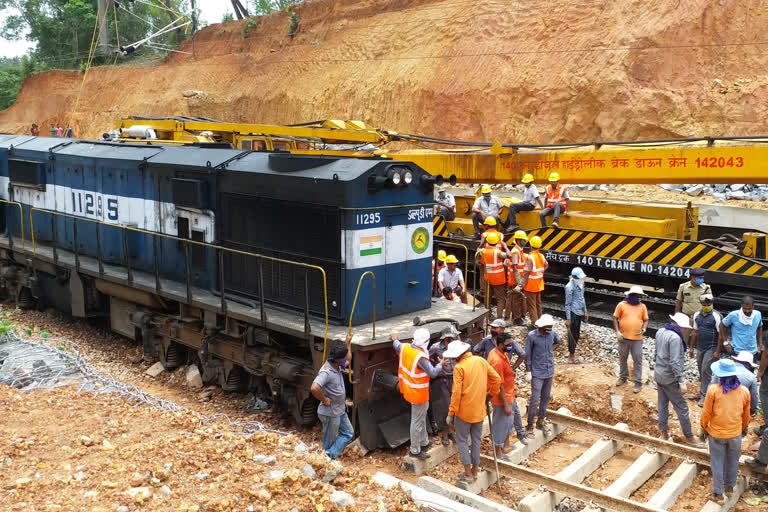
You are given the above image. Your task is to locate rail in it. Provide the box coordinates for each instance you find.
[346,271,375,384]
[28,209,328,350]
[0,199,25,250]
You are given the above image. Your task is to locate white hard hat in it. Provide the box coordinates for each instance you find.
[668,312,691,329]
[534,314,555,327]
[624,285,646,296]
[490,319,506,328]
[443,340,472,359]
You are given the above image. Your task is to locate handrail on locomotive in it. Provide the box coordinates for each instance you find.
[26,207,330,351]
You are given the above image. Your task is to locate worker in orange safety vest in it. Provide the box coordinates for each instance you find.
[479,217,509,252]
[539,172,570,228]
[478,231,508,321]
[392,329,444,459]
[505,230,529,326]
[519,236,549,326]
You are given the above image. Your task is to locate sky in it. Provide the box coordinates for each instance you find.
[0,1,235,58]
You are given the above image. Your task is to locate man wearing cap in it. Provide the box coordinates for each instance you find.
[689,293,723,407]
[655,313,703,446]
[524,314,562,437]
[445,339,501,483]
[718,295,763,358]
[473,319,510,359]
[712,352,758,416]
[505,174,544,231]
[392,329,444,459]
[434,186,456,221]
[675,268,712,344]
[429,326,459,444]
[539,172,569,228]
[472,185,505,239]
[505,230,529,326]
[488,332,528,458]
[438,255,466,301]
[613,286,649,392]
[701,358,751,505]
[564,267,589,364]
[310,334,354,459]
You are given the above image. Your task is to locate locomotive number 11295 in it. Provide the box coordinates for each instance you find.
[71,191,119,221]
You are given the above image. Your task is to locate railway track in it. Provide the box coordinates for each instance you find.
[389,407,767,512]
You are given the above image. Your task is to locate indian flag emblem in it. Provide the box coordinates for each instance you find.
[359,235,383,256]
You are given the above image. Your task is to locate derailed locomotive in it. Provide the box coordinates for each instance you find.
[0,134,485,450]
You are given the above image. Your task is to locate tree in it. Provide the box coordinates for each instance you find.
[250,0,301,15]
[0,59,23,110]
[0,0,191,69]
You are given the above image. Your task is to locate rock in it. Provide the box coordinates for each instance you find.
[130,472,147,486]
[268,469,286,480]
[83,490,97,499]
[186,366,203,388]
[73,471,86,481]
[14,477,32,486]
[125,487,152,500]
[727,190,747,200]
[322,466,343,483]
[246,395,269,411]
[712,192,727,201]
[116,507,129,512]
[182,90,203,97]
[101,440,113,449]
[79,435,94,446]
[685,184,703,196]
[195,472,210,480]
[296,487,308,496]
[730,184,745,192]
[301,463,317,480]
[253,455,276,464]
[294,443,309,454]
[330,490,355,508]
[157,485,172,496]
[145,361,165,377]
[714,184,728,193]
[254,489,272,500]
[659,184,676,191]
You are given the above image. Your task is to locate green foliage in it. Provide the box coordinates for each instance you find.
[221,12,234,23]
[40,330,49,339]
[287,7,299,37]
[0,62,23,110]
[23,324,33,336]
[250,0,301,16]
[0,307,14,336]
[241,16,259,39]
[0,0,191,70]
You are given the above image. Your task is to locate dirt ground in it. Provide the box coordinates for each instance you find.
[1,308,767,511]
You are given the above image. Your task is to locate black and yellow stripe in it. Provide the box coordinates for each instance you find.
[524,228,768,278]
[433,215,448,237]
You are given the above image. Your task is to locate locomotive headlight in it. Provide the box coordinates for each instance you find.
[403,170,413,184]
[389,169,402,185]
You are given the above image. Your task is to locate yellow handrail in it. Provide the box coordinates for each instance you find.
[29,208,328,348]
[0,199,25,250]
[346,271,375,384]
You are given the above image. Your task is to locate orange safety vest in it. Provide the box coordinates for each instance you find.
[506,244,526,286]
[398,344,430,404]
[524,250,546,293]
[482,246,506,286]
[545,184,568,211]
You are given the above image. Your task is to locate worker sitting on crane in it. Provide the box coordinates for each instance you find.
[432,249,447,293]
[539,173,570,228]
[472,185,505,239]
[434,186,456,221]
[506,174,544,232]
[438,255,466,302]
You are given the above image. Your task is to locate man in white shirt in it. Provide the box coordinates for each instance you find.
[438,255,466,300]
[505,174,543,231]
[472,185,505,239]
[434,186,456,221]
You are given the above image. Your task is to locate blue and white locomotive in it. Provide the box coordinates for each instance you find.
[0,134,484,450]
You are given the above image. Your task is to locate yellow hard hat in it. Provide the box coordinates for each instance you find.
[514,230,528,240]
[483,217,497,226]
[437,249,447,261]
[522,174,534,183]
[481,185,492,194]
[529,236,542,248]
[486,232,500,245]
[445,254,459,264]
[548,172,560,182]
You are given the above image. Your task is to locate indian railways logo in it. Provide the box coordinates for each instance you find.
[411,227,429,254]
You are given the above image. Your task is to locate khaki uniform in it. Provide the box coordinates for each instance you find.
[676,281,712,342]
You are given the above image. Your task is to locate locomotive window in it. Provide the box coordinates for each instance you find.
[172,178,205,210]
[9,159,45,187]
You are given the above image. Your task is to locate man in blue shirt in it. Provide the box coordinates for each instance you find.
[564,267,588,364]
[524,314,562,438]
[717,296,763,357]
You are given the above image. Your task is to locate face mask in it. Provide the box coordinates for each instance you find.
[337,359,348,370]
[702,306,713,313]
[694,278,704,286]
[541,328,552,334]
[627,296,641,306]
[484,195,491,202]
[439,193,445,199]
[504,344,515,352]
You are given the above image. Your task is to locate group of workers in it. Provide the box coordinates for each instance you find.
[433,173,571,238]
[312,263,767,504]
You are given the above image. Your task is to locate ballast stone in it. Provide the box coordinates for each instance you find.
[145,362,165,378]
[330,490,355,508]
[186,366,203,388]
